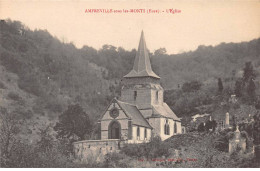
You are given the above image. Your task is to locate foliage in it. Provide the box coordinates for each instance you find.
[218,78,224,93]
[0,81,6,89]
[252,112,260,145]
[182,81,202,93]
[7,92,21,101]
[0,126,77,168]
[0,107,23,164]
[54,104,93,140]
[243,61,256,82]
[205,120,217,132]
[234,62,258,104]
[197,123,205,132]
[121,136,170,158]
[104,152,129,168]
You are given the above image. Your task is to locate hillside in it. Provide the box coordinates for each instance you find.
[0,19,259,124]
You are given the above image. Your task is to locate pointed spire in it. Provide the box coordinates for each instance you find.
[124,31,160,79]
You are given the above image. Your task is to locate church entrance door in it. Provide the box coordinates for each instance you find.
[108,121,121,139]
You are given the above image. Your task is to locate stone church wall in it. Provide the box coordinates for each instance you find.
[148,117,161,137]
[121,87,152,109]
[151,89,163,105]
[73,139,122,163]
[131,125,152,142]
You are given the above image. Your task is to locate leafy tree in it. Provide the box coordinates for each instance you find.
[252,112,260,145]
[205,120,217,132]
[256,97,260,110]
[54,104,93,140]
[234,79,243,97]
[182,81,202,93]
[0,107,22,166]
[243,62,256,83]
[247,78,256,102]
[218,78,224,93]
[197,123,205,132]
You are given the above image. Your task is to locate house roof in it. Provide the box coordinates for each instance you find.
[116,99,153,129]
[151,103,181,121]
[124,31,160,79]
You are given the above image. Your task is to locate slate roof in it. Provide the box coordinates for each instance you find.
[124,31,160,79]
[116,99,153,129]
[152,103,181,121]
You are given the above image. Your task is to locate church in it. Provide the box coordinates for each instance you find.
[99,31,182,142]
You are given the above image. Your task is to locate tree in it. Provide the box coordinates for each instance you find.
[252,112,260,145]
[54,104,93,140]
[205,120,217,132]
[182,81,202,93]
[198,123,205,132]
[247,78,256,102]
[0,107,22,166]
[234,79,243,97]
[243,62,256,83]
[218,78,224,93]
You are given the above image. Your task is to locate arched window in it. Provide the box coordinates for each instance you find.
[137,126,140,137]
[156,91,159,103]
[174,121,177,134]
[144,128,147,139]
[164,119,170,135]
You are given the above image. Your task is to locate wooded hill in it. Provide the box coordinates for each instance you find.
[0,19,259,125]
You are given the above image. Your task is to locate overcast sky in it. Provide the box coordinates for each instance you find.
[1,0,260,54]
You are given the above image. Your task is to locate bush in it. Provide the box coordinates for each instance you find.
[0,81,6,89]
[7,92,21,101]
[104,152,129,168]
[121,136,170,159]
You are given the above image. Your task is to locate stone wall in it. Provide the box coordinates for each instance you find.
[121,86,152,109]
[73,139,123,163]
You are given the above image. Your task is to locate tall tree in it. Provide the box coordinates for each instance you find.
[54,104,93,140]
[218,78,224,93]
[0,108,22,165]
[243,62,256,83]
[234,79,242,97]
[247,78,256,102]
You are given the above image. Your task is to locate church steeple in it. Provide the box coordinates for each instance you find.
[124,31,160,79]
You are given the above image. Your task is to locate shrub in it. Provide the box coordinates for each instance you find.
[121,136,170,159]
[0,81,6,89]
[7,92,21,101]
[104,152,129,168]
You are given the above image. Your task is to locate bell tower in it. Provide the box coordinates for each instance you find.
[121,31,163,116]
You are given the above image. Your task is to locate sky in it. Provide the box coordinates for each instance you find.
[1,0,260,54]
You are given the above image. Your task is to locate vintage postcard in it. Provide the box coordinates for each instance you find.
[0,0,260,168]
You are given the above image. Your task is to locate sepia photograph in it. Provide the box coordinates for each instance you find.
[0,0,260,168]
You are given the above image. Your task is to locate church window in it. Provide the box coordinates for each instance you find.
[137,126,140,137]
[174,121,177,133]
[134,91,137,101]
[164,119,170,135]
[156,91,159,103]
[144,128,147,138]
